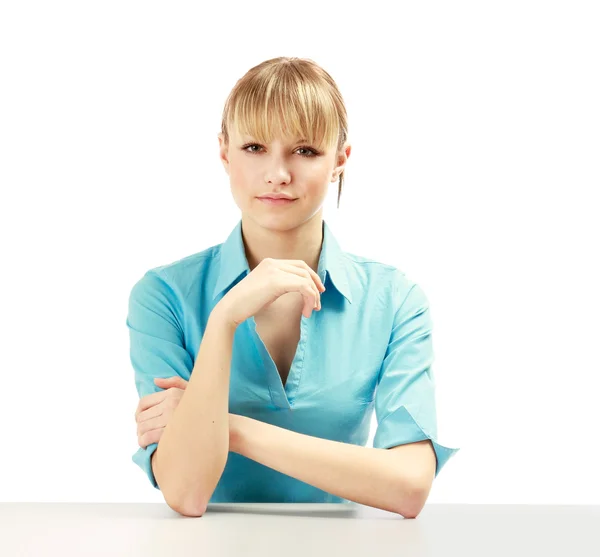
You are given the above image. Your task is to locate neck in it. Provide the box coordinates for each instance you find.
[241,212,324,274]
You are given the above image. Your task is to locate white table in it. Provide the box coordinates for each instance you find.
[1,502,598,556]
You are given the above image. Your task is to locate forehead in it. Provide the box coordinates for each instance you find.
[235,130,309,144]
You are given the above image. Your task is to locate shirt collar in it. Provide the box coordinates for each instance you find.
[212,218,353,304]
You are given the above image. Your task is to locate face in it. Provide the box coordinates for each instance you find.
[218,127,351,227]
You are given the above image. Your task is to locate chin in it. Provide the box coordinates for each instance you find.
[245,210,302,229]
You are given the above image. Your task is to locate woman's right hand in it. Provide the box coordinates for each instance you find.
[216,257,326,327]
[135,376,189,449]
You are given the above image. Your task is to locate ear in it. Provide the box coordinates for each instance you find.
[218,133,230,173]
[332,143,351,181]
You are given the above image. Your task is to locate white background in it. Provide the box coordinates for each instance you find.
[1,1,598,504]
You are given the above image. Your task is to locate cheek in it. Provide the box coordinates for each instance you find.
[304,162,333,183]
[228,160,248,184]
[304,166,332,190]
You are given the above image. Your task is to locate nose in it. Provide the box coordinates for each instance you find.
[265,166,291,185]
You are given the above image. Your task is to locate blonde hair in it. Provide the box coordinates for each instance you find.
[220,56,349,209]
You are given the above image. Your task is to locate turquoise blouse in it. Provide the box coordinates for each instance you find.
[127,218,460,502]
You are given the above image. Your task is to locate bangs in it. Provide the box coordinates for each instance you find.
[225,68,340,152]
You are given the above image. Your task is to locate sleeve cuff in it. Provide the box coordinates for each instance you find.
[132,443,160,490]
[373,405,460,478]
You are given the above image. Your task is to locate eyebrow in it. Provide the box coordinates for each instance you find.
[242,136,309,144]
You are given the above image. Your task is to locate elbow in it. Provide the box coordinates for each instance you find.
[152,451,210,517]
[397,484,429,519]
[164,486,210,518]
[170,497,208,518]
[398,494,425,519]
[394,474,431,519]
[392,451,435,518]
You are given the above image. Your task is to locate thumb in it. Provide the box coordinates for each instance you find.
[155,376,186,384]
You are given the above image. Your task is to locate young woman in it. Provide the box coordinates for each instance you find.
[128,56,460,517]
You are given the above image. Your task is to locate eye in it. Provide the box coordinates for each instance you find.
[296,146,319,157]
[241,143,320,157]
[242,144,262,154]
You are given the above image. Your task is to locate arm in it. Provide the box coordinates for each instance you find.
[229,415,433,517]
[152,305,237,516]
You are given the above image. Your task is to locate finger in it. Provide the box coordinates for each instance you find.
[138,413,165,434]
[298,280,318,318]
[279,263,321,308]
[153,378,181,393]
[139,427,163,449]
[279,260,325,291]
[276,270,313,317]
[155,376,188,386]
[139,421,164,446]
[137,404,164,424]
[294,261,326,292]
[135,390,167,417]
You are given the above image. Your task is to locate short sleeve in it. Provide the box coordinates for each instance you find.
[373,279,460,478]
[126,270,194,490]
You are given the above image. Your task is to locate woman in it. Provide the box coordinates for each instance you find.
[128,56,460,516]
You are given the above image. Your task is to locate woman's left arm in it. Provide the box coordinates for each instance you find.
[228,413,434,517]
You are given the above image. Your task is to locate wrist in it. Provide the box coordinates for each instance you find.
[210,300,239,332]
[228,413,245,453]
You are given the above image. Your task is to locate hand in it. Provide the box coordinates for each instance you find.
[135,376,243,449]
[135,376,188,449]
[217,257,326,327]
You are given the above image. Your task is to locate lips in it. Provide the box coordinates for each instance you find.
[258,197,297,206]
[259,195,296,200]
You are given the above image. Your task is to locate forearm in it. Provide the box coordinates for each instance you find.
[230,416,420,516]
[152,305,236,515]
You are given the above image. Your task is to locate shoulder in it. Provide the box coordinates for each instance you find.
[133,243,221,299]
[341,251,420,308]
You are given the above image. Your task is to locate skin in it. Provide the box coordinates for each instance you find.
[217,126,352,274]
